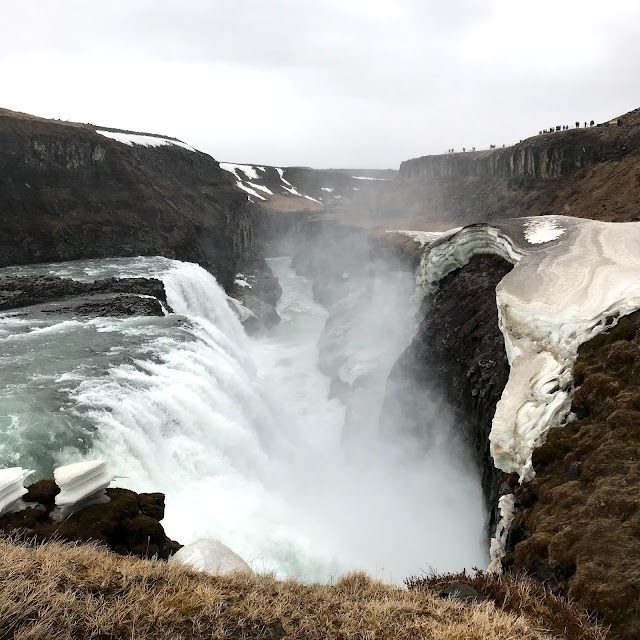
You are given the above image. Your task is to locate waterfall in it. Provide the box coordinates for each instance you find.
[0,256,487,581]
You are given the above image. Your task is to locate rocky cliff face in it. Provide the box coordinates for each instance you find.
[0,108,255,290]
[386,112,640,225]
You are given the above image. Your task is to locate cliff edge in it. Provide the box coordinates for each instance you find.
[0,108,255,289]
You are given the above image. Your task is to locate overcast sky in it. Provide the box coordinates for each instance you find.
[2,0,639,168]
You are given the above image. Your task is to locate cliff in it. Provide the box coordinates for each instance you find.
[0,108,255,289]
[385,107,640,225]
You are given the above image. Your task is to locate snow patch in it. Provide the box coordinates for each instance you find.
[52,459,113,522]
[248,182,273,195]
[219,163,260,180]
[321,187,334,193]
[523,217,566,244]
[234,279,252,288]
[227,296,257,323]
[0,467,34,517]
[351,176,388,180]
[390,230,450,248]
[235,181,267,200]
[304,195,322,204]
[169,538,252,575]
[95,130,196,152]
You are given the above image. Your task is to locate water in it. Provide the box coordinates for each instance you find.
[0,256,486,581]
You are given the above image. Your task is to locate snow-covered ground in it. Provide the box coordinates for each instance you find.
[95,130,197,152]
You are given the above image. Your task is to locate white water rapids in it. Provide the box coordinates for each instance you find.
[0,256,486,581]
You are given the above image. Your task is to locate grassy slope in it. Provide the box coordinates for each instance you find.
[0,537,606,640]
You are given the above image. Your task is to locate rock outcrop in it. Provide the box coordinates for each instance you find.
[0,274,169,317]
[0,480,181,560]
[0,108,254,290]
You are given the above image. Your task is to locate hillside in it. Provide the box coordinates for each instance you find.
[0,537,606,640]
[0,108,254,289]
[381,106,640,226]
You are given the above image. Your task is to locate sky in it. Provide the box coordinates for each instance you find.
[1,0,639,168]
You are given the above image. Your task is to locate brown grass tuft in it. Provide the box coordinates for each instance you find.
[406,569,610,640]
[0,536,571,640]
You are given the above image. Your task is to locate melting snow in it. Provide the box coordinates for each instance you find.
[392,230,448,247]
[95,130,197,152]
[248,182,273,195]
[219,163,261,180]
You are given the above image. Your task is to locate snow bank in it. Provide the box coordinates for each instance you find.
[52,460,113,522]
[0,467,34,517]
[95,130,197,152]
[169,538,252,575]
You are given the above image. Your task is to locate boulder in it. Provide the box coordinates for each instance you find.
[169,538,252,575]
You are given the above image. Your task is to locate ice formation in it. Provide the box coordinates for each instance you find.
[487,494,516,573]
[169,538,252,575]
[0,467,34,517]
[95,130,196,152]
[227,296,257,323]
[415,215,640,568]
[52,460,114,522]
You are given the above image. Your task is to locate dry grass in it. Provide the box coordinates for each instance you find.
[0,537,568,640]
[406,570,610,640]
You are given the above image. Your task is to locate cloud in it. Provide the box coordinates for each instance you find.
[1,0,639,167]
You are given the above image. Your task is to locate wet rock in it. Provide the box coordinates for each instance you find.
[440,583,486,603]
[0,480,181,560]
[0,275,168,317]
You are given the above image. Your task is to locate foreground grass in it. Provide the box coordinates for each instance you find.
[0,537,605,640]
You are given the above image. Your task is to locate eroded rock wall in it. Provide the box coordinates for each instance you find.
[0,109,254,289]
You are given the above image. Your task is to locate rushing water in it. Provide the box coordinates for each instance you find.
[0,256,486,581]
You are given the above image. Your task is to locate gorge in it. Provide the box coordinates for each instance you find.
[1,106,639,639]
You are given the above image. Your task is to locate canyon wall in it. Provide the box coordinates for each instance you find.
[381,112,640,225]
[0,109,254,289]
